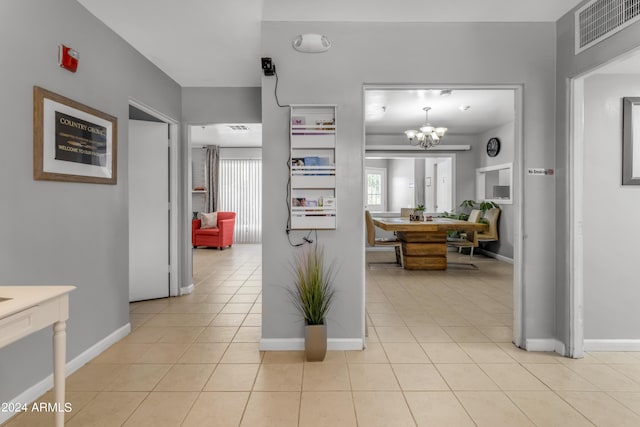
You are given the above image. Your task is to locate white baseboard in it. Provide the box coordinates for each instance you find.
[584,339,640,351]
[260,338,304,351]
[259,338,363,351]
[525,338,566,355]
[478,249,514,264]
[0,323,130,425]
[180,283,194,295]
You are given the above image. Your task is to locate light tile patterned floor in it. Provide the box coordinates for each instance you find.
[5,244,640,426]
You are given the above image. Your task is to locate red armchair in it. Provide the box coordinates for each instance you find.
[192,211,236,249]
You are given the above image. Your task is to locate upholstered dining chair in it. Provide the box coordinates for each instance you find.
[477,207,500,246]
[400,208,414,218]
[365,210,404,268]
[447,209,483,258]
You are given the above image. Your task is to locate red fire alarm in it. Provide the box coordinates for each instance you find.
[58,45,79,73]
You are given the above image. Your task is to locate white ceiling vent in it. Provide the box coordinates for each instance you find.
[575,0,640,54]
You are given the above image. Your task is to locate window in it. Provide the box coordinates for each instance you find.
[365,167,386,211]
[219,159,262,243]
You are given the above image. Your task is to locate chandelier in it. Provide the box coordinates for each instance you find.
[404,107,447,149]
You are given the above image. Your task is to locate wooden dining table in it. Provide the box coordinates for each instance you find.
[372,217,488,270]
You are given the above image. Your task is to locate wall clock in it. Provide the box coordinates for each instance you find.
[486,137,501,157]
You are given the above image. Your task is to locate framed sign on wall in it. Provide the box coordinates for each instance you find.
[33,86,117,184]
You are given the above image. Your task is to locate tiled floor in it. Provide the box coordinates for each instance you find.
[5,245,640,426]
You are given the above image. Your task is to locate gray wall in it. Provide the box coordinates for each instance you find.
[182,87,261,123]
[583,74,640,339]
[477,122,515,259]
[262,21,557,344]
[555,3,640,350]
[0,0,181,404]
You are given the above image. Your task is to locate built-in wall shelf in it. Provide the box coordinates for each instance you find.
[290,105,337,230]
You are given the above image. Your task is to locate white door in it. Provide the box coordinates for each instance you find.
[365,167,386,211]
[129,120,169,301]
[435,158,453,213]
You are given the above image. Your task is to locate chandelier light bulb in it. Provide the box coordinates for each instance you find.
[404,129,418,140]
[404,106,447,149]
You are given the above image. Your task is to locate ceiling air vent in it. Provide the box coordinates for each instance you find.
[575,0,640,54]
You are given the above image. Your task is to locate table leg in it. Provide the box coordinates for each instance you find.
[53,320,66,427]
[397,231,448,270]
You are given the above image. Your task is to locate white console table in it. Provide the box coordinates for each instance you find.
[0,286,75,427]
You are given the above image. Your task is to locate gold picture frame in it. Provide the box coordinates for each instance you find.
[34,86,117,184]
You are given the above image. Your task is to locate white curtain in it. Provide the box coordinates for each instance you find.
[205,145,219,213]
[219,159,262,243]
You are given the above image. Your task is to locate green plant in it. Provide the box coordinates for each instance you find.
[459,199,476,210]
[289,246,336,326]
[416,204,425,211]
[478,201,499,213]
[441,199,499,222]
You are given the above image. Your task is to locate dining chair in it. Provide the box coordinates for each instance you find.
[365,210,404,268]
[477,208,500,246]
[400,208,414,218]
[447,209,483,258]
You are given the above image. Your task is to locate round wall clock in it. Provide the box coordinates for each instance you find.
[486,137,501,157]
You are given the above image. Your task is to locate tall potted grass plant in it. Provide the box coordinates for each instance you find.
[289,245,335,361]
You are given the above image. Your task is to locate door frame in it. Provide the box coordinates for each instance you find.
[568,46,640,357]
[362,84,524,349]
[129,99,179,297]
[568,77,585,358]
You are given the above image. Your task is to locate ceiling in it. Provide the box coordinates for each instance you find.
[77,0,583,147]
[365,89,515,136]
[77,0,583,88]
[191,123,262,147]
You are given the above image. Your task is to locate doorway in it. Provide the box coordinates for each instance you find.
[363,85,523,348]
[187,123,263,287]
[128,101,179,301]
[428,156,454,213]
[569,48,640,357]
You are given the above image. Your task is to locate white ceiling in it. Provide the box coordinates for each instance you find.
[365,89,515,136]
[77,0,583,87]
[78,0,582,147]
[191,123,262,147]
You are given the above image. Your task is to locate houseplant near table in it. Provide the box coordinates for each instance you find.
[289,245,336,361]
[442,200,498,222]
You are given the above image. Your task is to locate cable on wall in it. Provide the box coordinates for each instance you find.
[261,57,289,108]
[285,157,316,247]
[273,66,289,108]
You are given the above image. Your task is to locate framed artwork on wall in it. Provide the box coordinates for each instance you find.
[623,97,640,185]
[33,86,117,184]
